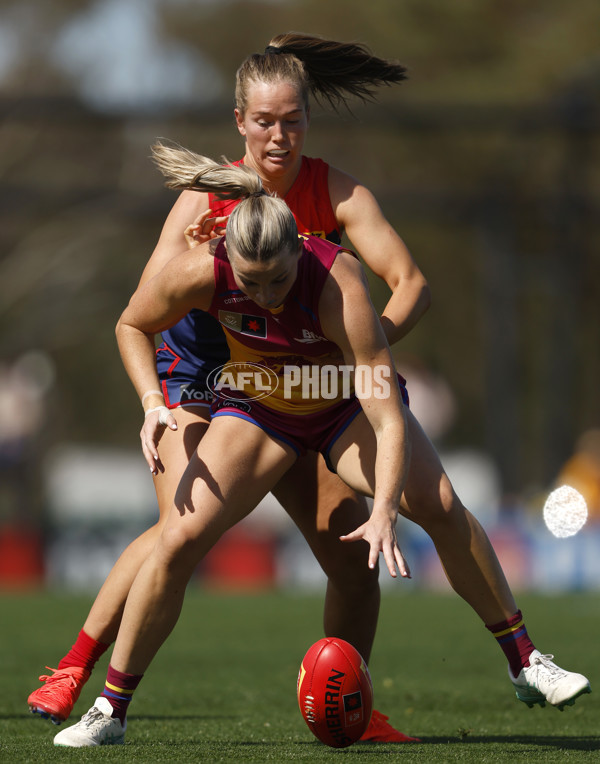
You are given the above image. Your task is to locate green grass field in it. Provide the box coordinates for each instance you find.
[0,589,597,762]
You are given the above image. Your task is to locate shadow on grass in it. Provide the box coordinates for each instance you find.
[9,714,599,754]
[122,735,600,752]
[384,735,600,752]
[133,714,237,722]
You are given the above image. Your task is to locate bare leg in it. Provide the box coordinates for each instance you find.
[328,410,591,714]
[272,453,380,663]
[332,408,517,624]
[400,410,517,622]
[110,417,296,675]
[81,407,210,644]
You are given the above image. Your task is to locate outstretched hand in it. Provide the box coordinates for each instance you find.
[140,406,178,474]
[340,508,411,579]
[184,208,229,249]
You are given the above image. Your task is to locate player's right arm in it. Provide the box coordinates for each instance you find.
[116,243,216,470]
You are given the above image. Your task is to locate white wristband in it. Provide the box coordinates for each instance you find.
[141,389,164,405]
[144,405,171,425]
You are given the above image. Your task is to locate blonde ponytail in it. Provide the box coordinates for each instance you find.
[151,141,262,199]
[151,141,298,262]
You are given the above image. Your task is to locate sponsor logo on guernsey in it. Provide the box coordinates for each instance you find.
[213,397,252,414]
[294,328,328,344]
[223,295,251,304]
[218,311,267,338]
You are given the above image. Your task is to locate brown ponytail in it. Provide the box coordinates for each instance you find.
[236,32,407,114]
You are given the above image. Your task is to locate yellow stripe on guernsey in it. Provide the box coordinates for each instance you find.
[491,619,525,638]
[221,330,353,415]
[104,681,135,696]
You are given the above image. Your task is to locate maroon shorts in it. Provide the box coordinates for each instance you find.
[210,375,408,470]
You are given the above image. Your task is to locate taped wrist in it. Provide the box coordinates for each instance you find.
[144,405,171,425]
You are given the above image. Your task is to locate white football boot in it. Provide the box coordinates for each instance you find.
[53,697,126,746]
[510,650,591,710]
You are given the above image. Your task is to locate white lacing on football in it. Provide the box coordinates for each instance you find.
[304,695,317,723]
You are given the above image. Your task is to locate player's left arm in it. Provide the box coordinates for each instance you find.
[329,167,430,346]
[319,251,411,578]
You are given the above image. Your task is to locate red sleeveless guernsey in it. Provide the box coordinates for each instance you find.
[208,156,341,244]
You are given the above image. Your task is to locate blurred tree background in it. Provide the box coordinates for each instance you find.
[1,0,599,527]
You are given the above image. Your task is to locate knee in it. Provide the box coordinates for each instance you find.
[143,514,170,542]
[404,474,466,531]
[153,522,202,575]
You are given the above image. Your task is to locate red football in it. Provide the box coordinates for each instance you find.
[297,637,373,748]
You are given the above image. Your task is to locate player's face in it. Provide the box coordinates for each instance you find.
[235,80,309,183]
[228,243,302,310]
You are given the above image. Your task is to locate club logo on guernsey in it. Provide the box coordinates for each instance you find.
[294,329,327,344]
[207,362,279,402]
[218,310,267,338]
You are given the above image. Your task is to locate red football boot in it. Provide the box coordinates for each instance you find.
[28,666,91,724]
[360,709,421,743]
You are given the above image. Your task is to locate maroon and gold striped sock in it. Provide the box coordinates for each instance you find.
[486,610,536,678]
[101,664,144,724]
